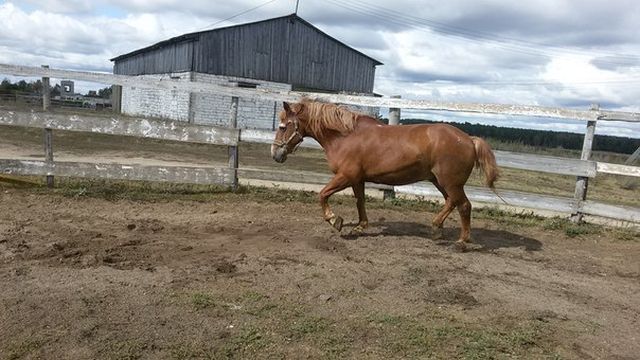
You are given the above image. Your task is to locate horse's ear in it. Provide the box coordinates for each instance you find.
[283,102,292,113]
[295,103,304,115]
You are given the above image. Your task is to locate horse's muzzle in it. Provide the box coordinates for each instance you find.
[271,144,288,163]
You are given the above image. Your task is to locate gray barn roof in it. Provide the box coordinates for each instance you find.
[111,14,381,93]
[110,14,382,65]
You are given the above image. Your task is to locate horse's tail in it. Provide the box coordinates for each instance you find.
[471,136,499,189]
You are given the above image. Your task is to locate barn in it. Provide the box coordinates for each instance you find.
[110,13,382,129]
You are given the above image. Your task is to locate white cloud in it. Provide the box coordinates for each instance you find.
[20,0,94,14]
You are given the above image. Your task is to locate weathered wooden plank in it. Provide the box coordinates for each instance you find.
[0,63,287,103]
[624,146,640,165]
[396,183,576,213]
[598,110,640,123]
[0,110,239,146]
[580,200,640,223]
[5,64,640,122]
[388,95,401,126]
[572,119,597,222]
[237,168,393,190]
[0,159,233,185]
[228,96,239,190]
[41,65,50,111]
[43,128,54,188]
[495,150,596,177]
[596,162,640,177]
[240,129,322,149]
[238,168,333,185]
[112,85,122,114]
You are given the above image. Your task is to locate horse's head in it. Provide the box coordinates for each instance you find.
[271,101,305,163]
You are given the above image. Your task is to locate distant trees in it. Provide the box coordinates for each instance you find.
[97,86,112,99]
[0,78,43,93]
[0,78,112,98]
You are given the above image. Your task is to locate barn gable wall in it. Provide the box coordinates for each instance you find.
[113,15,379,94]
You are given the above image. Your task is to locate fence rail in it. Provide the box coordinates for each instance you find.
[2,64,639,123]
[0,159,234,185]
[1,63,640,224]
[0,110,239,146]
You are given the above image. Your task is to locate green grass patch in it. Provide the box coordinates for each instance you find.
[542,217,607,238]
[221,327,270,359]
[288,316,332,338]
[190,292,217,310]
[475,206,547,228]
[102,339,148,360]
[365,313,560,359]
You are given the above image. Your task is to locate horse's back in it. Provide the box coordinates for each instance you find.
[347,121,476,185]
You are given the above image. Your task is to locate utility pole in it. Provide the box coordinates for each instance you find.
[295,0,300,14]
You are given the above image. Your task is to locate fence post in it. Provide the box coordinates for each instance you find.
[383,95,401,200]
[41,65,54,187]
[625,146,640,165]
[388,95,401,125]
[43,128,54,188]
[187,72,196,124]
[41,65,50,111]
[111,85,122,114]
[228,96,239,191]
[571,104,599,223]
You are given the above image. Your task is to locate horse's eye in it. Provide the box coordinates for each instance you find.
[279,125,287,132]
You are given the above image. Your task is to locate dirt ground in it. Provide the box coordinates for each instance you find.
[1,184,639,359]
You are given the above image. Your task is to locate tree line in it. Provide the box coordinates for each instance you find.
[401,119,640,155]
[0,78,112,99]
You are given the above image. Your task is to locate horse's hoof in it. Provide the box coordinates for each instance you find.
[328,216,343,232]
[349,225,365,235]
[454,240,468,252]
[432,228,444,240]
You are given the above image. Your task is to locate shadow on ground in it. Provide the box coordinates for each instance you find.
[341,221,542,252]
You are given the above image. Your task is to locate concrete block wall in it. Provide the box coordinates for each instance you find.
[191,73,291,129]
[120,72,379,130]
[121,72,191,122]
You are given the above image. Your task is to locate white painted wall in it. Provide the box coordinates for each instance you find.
[121,72,192,122]
[191,73,291,129]
[121,72,290,129]
[121,72,379,130]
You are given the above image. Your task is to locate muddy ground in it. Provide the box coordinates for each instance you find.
[0,184,639,359]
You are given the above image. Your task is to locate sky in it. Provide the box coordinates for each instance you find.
[0,0,639,138]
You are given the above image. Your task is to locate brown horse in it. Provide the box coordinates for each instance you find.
[271,99,499,250]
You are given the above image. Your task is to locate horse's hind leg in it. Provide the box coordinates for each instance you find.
[431,198,455,239]
[350,182,368,234]
[432,184,472,250]
[455,194,472,251]
[430,179,451,239]
[319,174,350,231]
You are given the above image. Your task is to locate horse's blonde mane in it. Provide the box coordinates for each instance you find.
[296,99,360,136]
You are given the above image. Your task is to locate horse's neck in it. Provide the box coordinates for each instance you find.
[305,128,344,151]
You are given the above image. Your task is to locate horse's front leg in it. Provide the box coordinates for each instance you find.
[319,174,351,231]
[350,181,368,234]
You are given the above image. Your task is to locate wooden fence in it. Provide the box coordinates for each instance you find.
[1,64,639,224]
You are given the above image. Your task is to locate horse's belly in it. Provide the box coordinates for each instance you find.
[365,162,433,185]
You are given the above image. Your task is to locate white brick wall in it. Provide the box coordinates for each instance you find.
[120,72,379,130]
[191,73,291,129]
[121,72,191,122]
[121,72,290,130]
